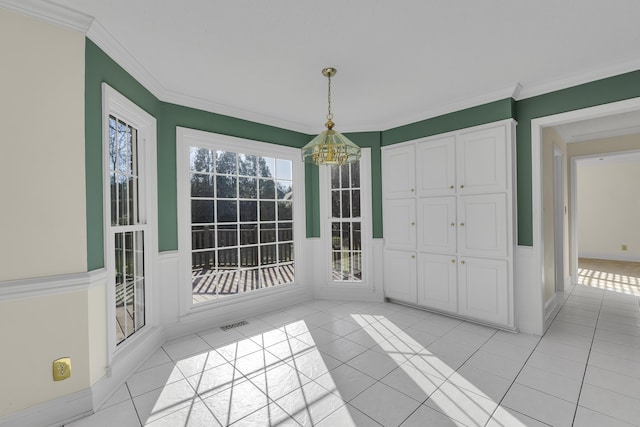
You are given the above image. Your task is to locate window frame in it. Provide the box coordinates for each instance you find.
[102,83,158,361]
[176,127,305,314]
[320,148,373,289]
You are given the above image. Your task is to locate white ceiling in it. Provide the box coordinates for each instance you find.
[7,0,640,133]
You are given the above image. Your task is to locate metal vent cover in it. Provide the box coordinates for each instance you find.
[220,320,248,331]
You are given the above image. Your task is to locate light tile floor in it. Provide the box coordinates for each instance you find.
[68,284,640,426]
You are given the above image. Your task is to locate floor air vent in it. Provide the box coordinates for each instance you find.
[220,320,248,331]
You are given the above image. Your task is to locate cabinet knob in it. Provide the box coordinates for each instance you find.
[460,222,465,227]
[460,185,465,189]
[461,260,466,265]
[450,222,455,227]
[450,185,454,189]
[411,255,415,259]
[411,222,415,226]
[411,188,415,192]
[451,259,456,263]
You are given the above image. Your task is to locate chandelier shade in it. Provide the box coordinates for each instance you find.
[301,67,361,166]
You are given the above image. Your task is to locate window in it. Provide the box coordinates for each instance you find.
[330,161,363,281]
[109,115,146,344]
[178,129,302,307]
[321,148,372,286]
[103,84,156,350]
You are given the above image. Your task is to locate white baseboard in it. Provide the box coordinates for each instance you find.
[579,252,640,263]
[91,326,165,411]
[0,388,93,427]
[544,293,558,321]
[164,287,312,341]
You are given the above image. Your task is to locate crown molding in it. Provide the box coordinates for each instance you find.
[517,56,640,100]
[0,0,93,32]
[162,89,314,135]
[88,20,314,134]
[87,19,167,98]
[345,83,522,134]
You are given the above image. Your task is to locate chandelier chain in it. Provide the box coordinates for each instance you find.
[327,72,333,120]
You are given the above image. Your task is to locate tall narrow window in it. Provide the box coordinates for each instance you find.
[179,131,301,306]
[330,161,363,281]
[103,83,156,352]
[109,115,146,345]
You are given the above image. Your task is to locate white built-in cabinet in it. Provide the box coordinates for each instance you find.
[382,120,515,329]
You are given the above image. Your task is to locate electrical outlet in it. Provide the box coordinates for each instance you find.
[53,357,71,381]
[622,244,628,251]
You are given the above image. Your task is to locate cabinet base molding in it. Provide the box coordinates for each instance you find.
[386,298,518,333]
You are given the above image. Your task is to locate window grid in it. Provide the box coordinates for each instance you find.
[330,162,363,282]
[190,147,294,301]
[109,114,146,346]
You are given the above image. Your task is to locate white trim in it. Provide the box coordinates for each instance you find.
[368,85,520,135]
[517,56,640,101]
[102,83,158,364]
[514,245,542,335]
[164,287,311,341]
[565,124,640,144]
[88,20,166,98]
[553,145,565,292]
[318,148,374,292]
[570,156,579,283]
[531,96,640,335]
[163,88,312,135]
[0,0,93,33]
[91,326,164,411]
[544,292,559,321]
[175,127,307,317]
[0,269,106,301]
[87,21,312,134]
[0,387,93,427]
[578,252,640,263]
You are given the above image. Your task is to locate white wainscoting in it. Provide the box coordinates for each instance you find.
[514,245,544,335]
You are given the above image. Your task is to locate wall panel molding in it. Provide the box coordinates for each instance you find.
[0,269,106,301]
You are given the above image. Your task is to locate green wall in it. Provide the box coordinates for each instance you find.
[382,98,515,146]
[85,39,161,270]
[514,69,640,245]
[87,38,640,266]
[86,40,310,269]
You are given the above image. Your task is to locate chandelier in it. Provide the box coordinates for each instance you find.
[301,67,361,166]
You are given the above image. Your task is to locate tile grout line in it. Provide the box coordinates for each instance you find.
[570,285,604,427]
[481,284,582,427]
[125,381,144,427]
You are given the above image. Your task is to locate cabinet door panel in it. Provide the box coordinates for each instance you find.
[383,199,416,250]
[458,194,507,258]
[458,258,508,325]
[417,137,456,197]
[382,145,416,198]
[418,253,457,312]
[383,250,417,303]
[457,126,507,194]
[418,197,456,254]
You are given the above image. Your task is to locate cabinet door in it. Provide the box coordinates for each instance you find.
[383,250,417,303]
[457,125,507,194]
[416,136,456,197]
[418,197,456,254]
[458,193,507,258]
[417,253,457,313]
[382,145,416,198]
[383,198,416,250]
[458,257,508,325]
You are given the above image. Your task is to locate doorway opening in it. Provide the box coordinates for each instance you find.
[531,97,640,334]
